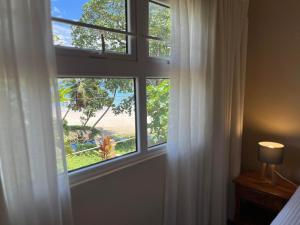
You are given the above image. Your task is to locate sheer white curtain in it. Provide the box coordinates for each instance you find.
[164,0,249,225]
[0,0,73,225]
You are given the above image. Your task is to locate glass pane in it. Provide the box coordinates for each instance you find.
[52,21,128,53]
[146,79,170,147]
[149,1,171,57]
[58,78,136,171]
[51,0,127,31]
[149,39,171,58]
[52,21,102,50]
[102,31,127,53]
[149,1,171,39]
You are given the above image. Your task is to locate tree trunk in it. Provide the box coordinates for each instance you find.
[83,116,90,128]
[91,90,117,130]
[62,107,71,120]
[82,111,92,128]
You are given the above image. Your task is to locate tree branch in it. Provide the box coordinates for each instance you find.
[82,111,92,129]
[91,89,117,130]
[62,106,71,120]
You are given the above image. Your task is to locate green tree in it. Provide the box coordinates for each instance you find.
[71,0,127,53]
[147,79,170,145]
[71,0,170,55]
[58,84,72,136]
[149,2,171,57]
[58,78,134,130]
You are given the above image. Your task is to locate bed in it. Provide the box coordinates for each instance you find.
[271,186,300,225]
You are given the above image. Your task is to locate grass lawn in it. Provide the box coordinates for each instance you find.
[66,151,102,171]
[66,147,136,171]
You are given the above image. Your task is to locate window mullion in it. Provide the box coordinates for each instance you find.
[136,0,149,62]
[127,0,136,56]
[135,0,149,153]
[136,76,148,153]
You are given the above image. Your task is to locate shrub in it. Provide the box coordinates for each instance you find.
[68,125,102,138]
[76,143,97,151]
[64,140,73,155]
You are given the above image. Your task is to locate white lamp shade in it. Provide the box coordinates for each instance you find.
[258,141,284,164]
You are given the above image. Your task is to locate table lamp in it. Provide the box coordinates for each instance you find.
[258,141,284,183]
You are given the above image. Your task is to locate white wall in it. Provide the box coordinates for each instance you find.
[71,155,166,225]
[242,0,300,183]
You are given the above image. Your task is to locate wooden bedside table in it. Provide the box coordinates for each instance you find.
[233,171,297,225]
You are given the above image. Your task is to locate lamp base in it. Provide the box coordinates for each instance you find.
[260,163,268,179]
[260,163,277,185]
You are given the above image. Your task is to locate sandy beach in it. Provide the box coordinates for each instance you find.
[61,108,136,136]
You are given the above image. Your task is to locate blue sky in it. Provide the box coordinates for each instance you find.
[51,0,90,46]
[51,0,87,20]
[50,0,127,47]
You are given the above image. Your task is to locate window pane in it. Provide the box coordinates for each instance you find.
[149,1,170,39]
[149,1,171,57]
[52,21,128,54]
[146,79,170,147]
[52,21,102,50]
[51,0,128,53]
[58,78,136,171]
[51,0,127,31]
[149,39,170,58]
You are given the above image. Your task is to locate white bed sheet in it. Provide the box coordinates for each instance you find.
[271,186,300,225]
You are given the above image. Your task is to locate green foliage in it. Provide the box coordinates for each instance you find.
[149,2,171,57]
[64,139,73,155]
[69,0,170,56]
[66,138,136,171]
[147,79,170,145]
[59,85,72,103]
[76,143,97,151]
[58,78,134,129]
[112,95,134,116]
[63,125,100,155]
[59,78,110,126]
[62,119,70,136]
[114,137,136,152]
[71,0,127,53]
[68,125,102,138]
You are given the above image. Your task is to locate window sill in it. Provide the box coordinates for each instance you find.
[69,145,166,188]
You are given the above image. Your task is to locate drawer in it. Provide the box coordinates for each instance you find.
[237,185,287,212]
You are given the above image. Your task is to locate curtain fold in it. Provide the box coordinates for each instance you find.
[164,0,249,224]
[0,0,73,225]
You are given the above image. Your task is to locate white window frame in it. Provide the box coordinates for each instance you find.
[53,0,171,187]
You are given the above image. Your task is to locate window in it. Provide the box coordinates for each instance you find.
[148,1,171,58]
[147,79,170,147]
[51,0,131,54]
[58,78,136,171]
[51,0,171,175]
